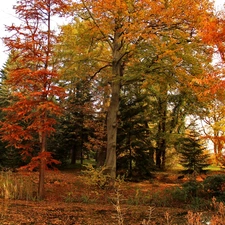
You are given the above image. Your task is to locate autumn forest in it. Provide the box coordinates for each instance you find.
[1,0,225,224]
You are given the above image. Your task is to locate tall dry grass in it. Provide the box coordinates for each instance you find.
[0,171,36,201]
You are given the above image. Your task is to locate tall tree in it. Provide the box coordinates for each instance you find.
[195,9,225,165]
[0,0,68,199]
[55,20,108,166]
[128,21,214,169]
[73,0,214,178]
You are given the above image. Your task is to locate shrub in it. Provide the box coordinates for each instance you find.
[81,164,110,189]
[209,197,225,224]
[167,186,188,203]
[182,180,202,199]
[203,174,225,200]
[159,182,211,210]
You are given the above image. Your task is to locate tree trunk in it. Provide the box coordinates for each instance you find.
[80,144,83,165]
[96,148,106,167]
[104,25,124,179]
[38,130,46,199]
[148,147,155,169]
[71,144,76,164]
[38,157,45,199]
[156,148,162,169]
[38,0,49,199]
[156,143,166,170]
[156,94,167,169]
[105,80,120,178]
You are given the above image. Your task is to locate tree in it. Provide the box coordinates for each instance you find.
[128,19,214,169]
[195,10,225,166]
[199,98,225,165]
[54,20,108,166]
[0,0,68,199]
[0,62,23,170]
[72,0,214,178]
[179,127,210,175]
[117,82,153,178]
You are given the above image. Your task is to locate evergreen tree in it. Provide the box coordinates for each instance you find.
[117,82,153,179]
[179,128,210,175]
[0,64,24,170]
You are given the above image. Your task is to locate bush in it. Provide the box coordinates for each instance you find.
[182,180,202,199]
[203,174,225,200]
[168,186,188,203]
[81,164,110,189]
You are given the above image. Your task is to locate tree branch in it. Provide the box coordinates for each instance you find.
[81,0,113,49]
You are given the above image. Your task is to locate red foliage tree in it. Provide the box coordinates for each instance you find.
[0,0,68,199]
[198,9,225,165]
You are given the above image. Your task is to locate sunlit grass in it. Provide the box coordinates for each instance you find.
[206,164,223,171]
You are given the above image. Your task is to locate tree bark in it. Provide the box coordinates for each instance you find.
[71,144,76,164]
[38,129,46,199]
[38,0,50,199]
[96,148,106,167]
[156,94,167,169]
[104,28,124,178]
[105,79,120,178]
[38,157,45,199]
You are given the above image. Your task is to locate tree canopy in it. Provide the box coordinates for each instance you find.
[0,0,224,193]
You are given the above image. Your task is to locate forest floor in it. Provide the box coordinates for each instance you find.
[0,168,223,225]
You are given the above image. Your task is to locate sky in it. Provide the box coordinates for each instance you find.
[0,0,225,68]
[0,0,17,68]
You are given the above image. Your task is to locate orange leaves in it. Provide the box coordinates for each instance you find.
[0,122,33,150]
[76,0,215,97]
[0,0,66,168]
[199,7,225,62]
[20,151,61,171]
[0,0,72,199]
[201,16,219,44]
[79,0,213,52]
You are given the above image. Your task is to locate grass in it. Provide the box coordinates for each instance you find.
[0,171,36,200]
[206,164,224,171]
[169,163,223,173]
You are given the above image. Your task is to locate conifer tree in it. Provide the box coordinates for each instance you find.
[117,82,153,178]
[179,127,210,175]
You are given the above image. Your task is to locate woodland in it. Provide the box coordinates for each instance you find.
[1,0,225,224]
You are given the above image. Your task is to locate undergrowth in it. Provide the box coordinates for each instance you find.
[0,171,36,200]
[81,164,111,189]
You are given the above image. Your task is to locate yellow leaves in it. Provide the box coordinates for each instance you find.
[213,119,225,133]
